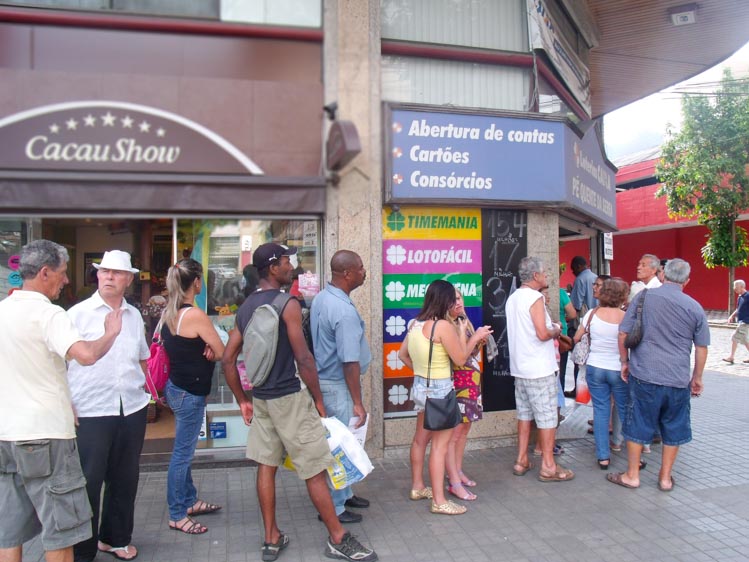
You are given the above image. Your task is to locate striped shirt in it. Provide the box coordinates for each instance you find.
[620,283,709,388]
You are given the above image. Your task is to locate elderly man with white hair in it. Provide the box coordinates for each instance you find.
[723,279,749,364]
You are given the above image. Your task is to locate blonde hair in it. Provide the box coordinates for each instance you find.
[164,258,202,331]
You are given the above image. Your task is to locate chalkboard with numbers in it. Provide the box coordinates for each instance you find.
[481,209,527,412]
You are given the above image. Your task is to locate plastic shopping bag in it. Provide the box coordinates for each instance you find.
[575,366,591,405]
[322,417,374,490]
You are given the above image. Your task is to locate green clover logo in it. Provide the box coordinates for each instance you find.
[386,211,406,232]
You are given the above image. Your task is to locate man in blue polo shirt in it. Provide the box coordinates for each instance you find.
[610,258,709,492]
[311,250,372,523]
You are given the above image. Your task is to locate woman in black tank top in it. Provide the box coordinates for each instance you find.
[162,259,225,535]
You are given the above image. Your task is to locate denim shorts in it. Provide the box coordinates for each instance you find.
[0,439,92,550]
[623,376,692,446]
[410,376,454,412]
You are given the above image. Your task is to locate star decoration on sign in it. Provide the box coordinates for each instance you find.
[46,110,168,138]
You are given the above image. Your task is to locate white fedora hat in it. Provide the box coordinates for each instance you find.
[93,250,139,273]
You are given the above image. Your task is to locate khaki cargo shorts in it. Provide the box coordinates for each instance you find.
[246,390,333,480]
[0,438,92,551]
[732,323,749,345]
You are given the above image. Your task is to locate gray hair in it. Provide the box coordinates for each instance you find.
[664,258,690,284]
[735,279,746,290]
[19,240,69,280]
[640,254,660,269]
[518,256,544,283]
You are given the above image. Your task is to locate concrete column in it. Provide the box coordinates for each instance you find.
[528,211,561,319]
[323,0,384,456]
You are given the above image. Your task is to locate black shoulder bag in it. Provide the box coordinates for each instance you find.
[423,320,462,431]
[624,289,648,349]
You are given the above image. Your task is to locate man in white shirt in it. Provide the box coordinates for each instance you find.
[506,256,574,483]
[634,253,663,291]
[67,250,149,562]
[0,240,122,562]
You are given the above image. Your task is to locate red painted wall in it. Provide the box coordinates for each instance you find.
[611,159,749,311]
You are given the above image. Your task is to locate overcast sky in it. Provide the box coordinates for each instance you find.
[603,40,749,163]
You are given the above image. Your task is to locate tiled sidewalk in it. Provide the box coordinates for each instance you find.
[22,325,749,561]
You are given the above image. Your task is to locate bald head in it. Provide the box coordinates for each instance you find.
[330,250,366,294]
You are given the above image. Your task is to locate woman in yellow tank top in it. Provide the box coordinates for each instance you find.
[398,280,492,516]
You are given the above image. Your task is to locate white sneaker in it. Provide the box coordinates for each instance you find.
[642,444,651,454]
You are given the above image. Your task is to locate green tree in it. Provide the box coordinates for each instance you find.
[656,68,749,311]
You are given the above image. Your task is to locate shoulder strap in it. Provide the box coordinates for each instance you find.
[585,306,599,333]
[175,306,192,336]
[269,292,293,317]
[426,320,437,388]
[634,289,648,317]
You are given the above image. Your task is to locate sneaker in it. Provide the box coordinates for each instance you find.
[325,532,377,561]
[642,444,651,454]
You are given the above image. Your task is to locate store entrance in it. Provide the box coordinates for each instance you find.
[25,216,322,458]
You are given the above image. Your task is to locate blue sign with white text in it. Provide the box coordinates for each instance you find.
[385,107,616,230]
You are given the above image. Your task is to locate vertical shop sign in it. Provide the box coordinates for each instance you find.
[481,210,527,412]
[382,206,482,418]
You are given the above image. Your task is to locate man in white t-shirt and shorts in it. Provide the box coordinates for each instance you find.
[506,256,574,483]
[0,240,122,562]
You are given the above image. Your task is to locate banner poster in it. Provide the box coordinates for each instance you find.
[480,209,527,412]
[382,206,482,418]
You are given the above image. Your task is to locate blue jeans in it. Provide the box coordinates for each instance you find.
[165,380,206,521]
[586,365,629,461]
[320,379,354,516]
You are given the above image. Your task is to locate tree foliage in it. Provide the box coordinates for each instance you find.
[656,69,749,269]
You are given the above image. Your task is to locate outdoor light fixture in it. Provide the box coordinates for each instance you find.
[668,3,698,26]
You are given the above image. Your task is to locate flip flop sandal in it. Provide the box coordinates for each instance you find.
[409,487,433,501]
[187,500,222,516]
[169,517,208,535]
[98,545,138,561]
[722,358,735,364]
[459,470,477,487]
[261,533,289,562]
[538,465,575,482]
[658,476,676,492]
[430,500,467,515]
[512,461,533,476]
[447,483,477,501]
[606,471,639,489]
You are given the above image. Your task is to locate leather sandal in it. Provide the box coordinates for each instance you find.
[169,517,208,535]
[187,499,222,516]
[430,500,467,515]
[409,487,433,501]
[538,465,575,482]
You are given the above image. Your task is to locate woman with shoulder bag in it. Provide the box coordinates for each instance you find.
[573,278,634,470]
[162,259,225,534]
[398,280,492,515]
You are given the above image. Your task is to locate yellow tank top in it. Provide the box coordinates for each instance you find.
[407,320,452,379]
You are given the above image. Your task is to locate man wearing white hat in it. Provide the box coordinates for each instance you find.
[67,250,150,562]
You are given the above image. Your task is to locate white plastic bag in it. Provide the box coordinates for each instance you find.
[322,417,374,490]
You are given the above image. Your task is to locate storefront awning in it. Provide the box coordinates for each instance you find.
[0,173,326,215]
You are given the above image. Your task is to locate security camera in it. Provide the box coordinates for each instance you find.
[323,102,338,121]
